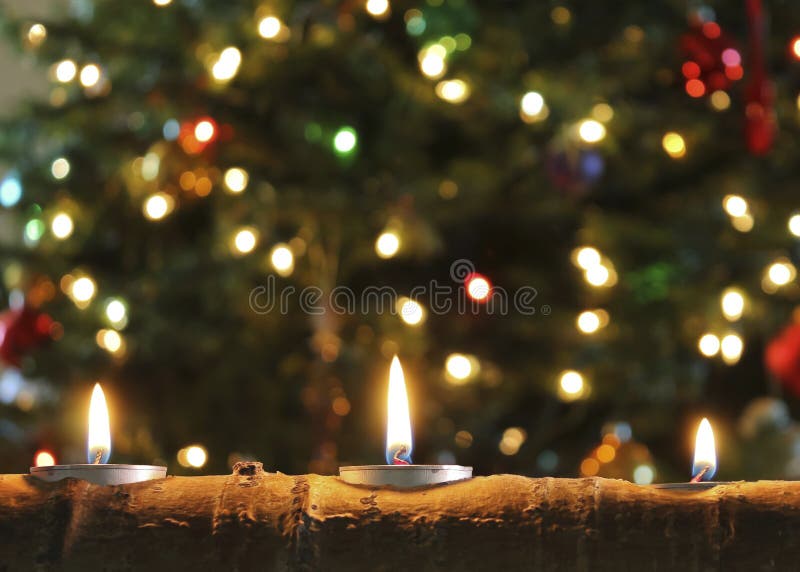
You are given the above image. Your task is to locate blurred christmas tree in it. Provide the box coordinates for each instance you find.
[3,0,800,481]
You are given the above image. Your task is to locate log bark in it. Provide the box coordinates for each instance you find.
[1,462,799,571]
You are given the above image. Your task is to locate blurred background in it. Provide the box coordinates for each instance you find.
[2,0,800,482]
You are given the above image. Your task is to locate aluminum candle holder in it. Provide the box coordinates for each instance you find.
[651,481,732,491]
[339,464,472,487]
[340,356,474,488]
[30,383,167,486]
[30,464,167,486]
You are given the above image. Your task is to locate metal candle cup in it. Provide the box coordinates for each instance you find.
[30,384,166,486]
[30,464,166,486]
[339,356,472,487]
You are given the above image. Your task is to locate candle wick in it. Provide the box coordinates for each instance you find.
[392,446,410,466]
[93,449,103,465]
[690,465,710,483]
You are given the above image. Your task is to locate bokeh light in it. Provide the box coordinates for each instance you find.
[270,243,295,276]
[558,370,586,401]
[578,119,606,143]
[662,132,686,158]
[223,168,249,194]
[397,297,425,326]
[375,231,400,259]
[51,212,74,240]
[720,333,744,365]
[232,227,259,255]
[698,333,720,357]
[143,192,175,221]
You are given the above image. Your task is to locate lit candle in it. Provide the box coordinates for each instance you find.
[340,356,472,487]
[652,417,730,490]
[30,383,166,485]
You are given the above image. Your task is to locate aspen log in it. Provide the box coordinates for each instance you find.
[1,462,799,571]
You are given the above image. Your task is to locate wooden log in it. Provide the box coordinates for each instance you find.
[1,462,799,571]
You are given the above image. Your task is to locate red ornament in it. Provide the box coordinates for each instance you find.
[0,306,53,367]
[680,20,741,96]
[765,322,800,397]
[744,0,776,155]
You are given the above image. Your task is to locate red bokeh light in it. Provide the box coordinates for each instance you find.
[702,22,721,40]
[681,61,701,79]
[685,79,706,98]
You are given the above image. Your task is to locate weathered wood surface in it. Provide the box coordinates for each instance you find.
[1,462,799,571]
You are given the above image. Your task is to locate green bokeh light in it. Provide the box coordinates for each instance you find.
[333,127,358,155]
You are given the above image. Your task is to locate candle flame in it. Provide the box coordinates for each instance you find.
[385,356,413,465]
[87,383,111,464]
[691,418,716,481]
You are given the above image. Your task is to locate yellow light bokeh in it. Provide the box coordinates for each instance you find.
[435,79,470,104]
[258,16,283,39]
[591,103,614,123]
[578,119,606,143]
[153,0,172,5]
[558,370,586,401]
[419,48,446,79]
[720,288,745,321]
[97,328,124,354]
[54,59,77,83]
[520,91,548,123]
[662,132,686,158]
[467,276,491,300]
[223,167,249,193]
[180,445,207,468]
[596,444,616,463]
[270,243,295,276]
[71,276,97,304]
[585,264,610,286]
[34,450,55,467]
[574,246,601,269]
[397,297,425,326]
[51,212,74,240]
[105,298,128,328]
[27,24,47,47]
[731,213,754,233]
[143,192,175,221]
[366,0,390,17]
[79,64,101,88]
[375,231,400,258]
[789,214,800,237]
[51,157,70,180]
[710,90,731,111]
[723,194,748,217]
[194,120,215,143]
[232,227,258,255]
[577,310,608,334]
[580,457,600,476]
[698,333,720,357]
[720,333,744,365]
[766,260,796,287]
[212,47,241,82]
[445,353,478,385]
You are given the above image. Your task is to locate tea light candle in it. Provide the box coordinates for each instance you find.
[30,383,166,486]
[339,356,472,487]
[652,418,732,491]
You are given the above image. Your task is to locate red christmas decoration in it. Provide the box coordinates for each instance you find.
[680,19,741,96]
[765,322,800,398]
[0,306,53,367]
[743,0,776,156]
